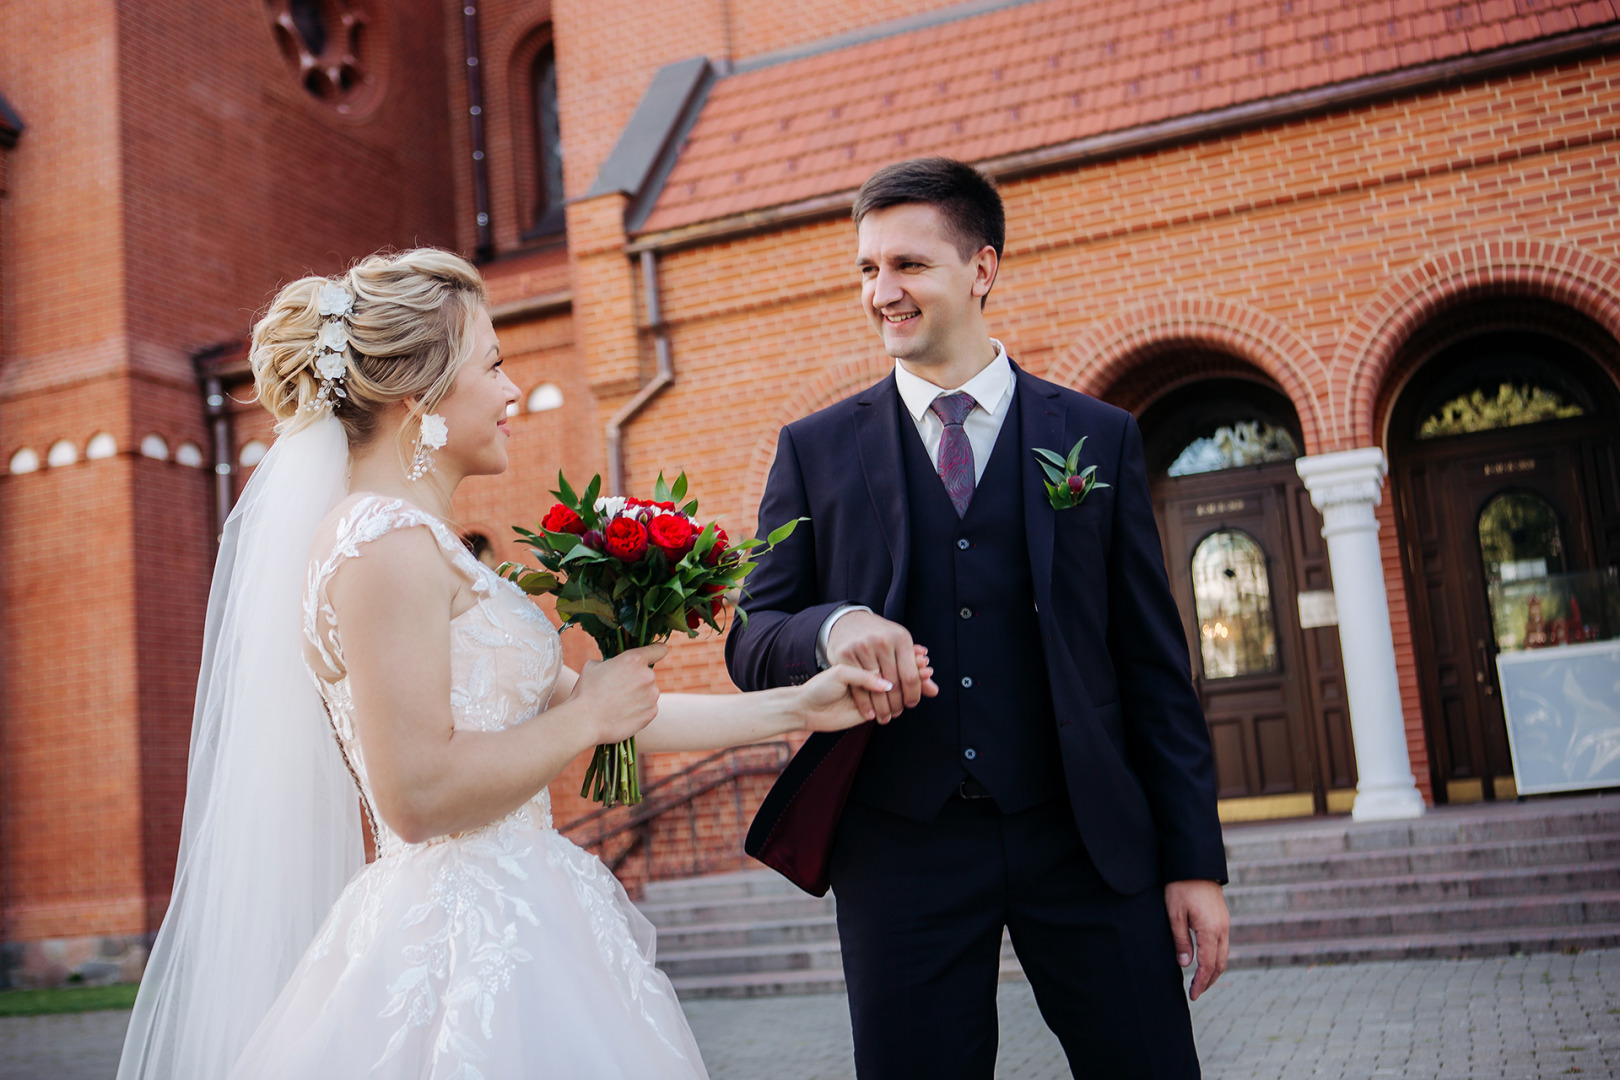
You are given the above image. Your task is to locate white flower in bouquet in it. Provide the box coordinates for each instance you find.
[593,495,628,519]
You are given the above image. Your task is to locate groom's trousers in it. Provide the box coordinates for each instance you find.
[829,794,1200,1080]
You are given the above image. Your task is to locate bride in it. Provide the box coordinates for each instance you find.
[117,249,931,1079]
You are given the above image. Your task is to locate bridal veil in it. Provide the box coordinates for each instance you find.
[117,414,362,1080]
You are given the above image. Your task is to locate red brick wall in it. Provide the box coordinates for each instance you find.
[0,0,462,947]
[578,53,1620,818]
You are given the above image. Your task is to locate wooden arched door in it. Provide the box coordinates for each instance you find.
[1144,379,1357,819]
[1389,330,1620,803]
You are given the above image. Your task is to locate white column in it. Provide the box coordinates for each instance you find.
[1295,447,1426,821]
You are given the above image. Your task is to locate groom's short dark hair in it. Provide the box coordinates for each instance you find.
[852,157,1005,262]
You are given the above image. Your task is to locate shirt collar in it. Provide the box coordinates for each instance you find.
[894,339,1014,423]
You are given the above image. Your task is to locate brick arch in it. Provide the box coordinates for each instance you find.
[1337,238,1620,449]
[738,356,893,535]
[1050,297,1327,455]
[482,3,557,250]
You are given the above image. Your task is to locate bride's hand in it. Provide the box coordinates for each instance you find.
[568,643,668,744]
[799,646,936,732]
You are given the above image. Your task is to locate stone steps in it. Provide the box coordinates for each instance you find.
[1224,861,1620,914]
[639,794,1620,997]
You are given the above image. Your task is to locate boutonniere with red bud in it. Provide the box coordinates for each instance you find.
[1033,437,1111,510]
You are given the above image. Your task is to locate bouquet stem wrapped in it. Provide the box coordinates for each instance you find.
[503,472,802,806]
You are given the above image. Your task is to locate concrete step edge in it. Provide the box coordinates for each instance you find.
[1230,889,1620,929]
[659,939,846,962]
[1226,861,1620,896]
[1227,923,1620,967]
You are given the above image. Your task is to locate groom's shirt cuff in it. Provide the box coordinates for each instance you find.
[815,604,873,670]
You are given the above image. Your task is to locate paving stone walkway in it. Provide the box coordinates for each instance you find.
[4,950,1617,1079]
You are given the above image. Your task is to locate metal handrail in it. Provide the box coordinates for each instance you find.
[561,740,792,852]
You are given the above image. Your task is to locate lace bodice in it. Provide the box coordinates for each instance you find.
[302,495,563,857]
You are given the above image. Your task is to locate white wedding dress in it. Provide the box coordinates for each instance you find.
[226,494,707,1079]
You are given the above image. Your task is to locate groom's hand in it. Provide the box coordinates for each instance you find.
[1165,879,1229,1002]
[826,612,939,722]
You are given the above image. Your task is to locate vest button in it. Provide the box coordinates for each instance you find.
[957,538,970,550]
[964,747,977,760]
[959,607,972,620]
[961,676,973,689]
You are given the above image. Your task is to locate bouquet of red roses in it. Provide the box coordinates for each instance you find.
[502,471,801,806]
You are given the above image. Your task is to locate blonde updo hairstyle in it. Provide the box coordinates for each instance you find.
[250,248,489,448]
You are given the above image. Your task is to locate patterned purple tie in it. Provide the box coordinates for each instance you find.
[929,392,978,517]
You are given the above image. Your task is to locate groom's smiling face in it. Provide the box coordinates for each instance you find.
[856,202,992,368]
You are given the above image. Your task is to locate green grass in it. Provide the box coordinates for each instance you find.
[0,983,138,1017]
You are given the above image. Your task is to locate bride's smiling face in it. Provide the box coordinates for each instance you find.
[433,307,519,478]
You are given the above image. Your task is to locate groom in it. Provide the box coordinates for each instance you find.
[726,157,1229,1078]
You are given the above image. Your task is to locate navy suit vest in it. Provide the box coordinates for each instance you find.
[848,390,1064,819]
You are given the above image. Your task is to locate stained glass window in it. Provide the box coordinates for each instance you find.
[529,41,566,237]
[1191,530,1280,679]
[1418,382,1584,439]
[1167,420,1299,477]
[1478,492,1565,585]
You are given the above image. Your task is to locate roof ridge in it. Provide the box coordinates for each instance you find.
[729,0,1051,76]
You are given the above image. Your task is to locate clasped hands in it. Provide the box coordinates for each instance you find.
[826,611,1230,1000]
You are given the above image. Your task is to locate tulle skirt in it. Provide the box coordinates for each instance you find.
[227,807,707,1079]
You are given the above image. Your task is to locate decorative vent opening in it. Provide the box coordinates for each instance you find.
[268,0,373,110]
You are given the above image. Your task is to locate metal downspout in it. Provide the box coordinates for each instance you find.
[462,3,494,258]
[606,250,674,495]
[203,375,233,543]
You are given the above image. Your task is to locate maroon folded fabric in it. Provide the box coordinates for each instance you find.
[744,723,874,896]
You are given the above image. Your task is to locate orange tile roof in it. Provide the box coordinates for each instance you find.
[638,0,1617,235]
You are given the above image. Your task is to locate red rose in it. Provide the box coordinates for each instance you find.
[711,597,725,617]
[703,526,729,566]
[686,609,703,630]
[541,504,585,534]
[648,514,697,560]
[602,517,649,562]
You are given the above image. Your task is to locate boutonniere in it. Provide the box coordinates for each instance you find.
[1033,437,1111,509]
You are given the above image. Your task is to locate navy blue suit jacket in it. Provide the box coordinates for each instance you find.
[727,362,1226,896]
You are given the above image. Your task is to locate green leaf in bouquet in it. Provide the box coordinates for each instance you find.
[559,596,619,624]
[680,499,699,518]
[555,472,580,511]
[581,474,602,520]
[611,576,635,599]
[653,472,673,504]
[671,472,689,503]
[1037,459,1067,487]
[559,543,601,566]
[732,537,766,552]
[690,523,718,560]
[515,570,560,595]
[544,530,584,552]
[765,516,807,548]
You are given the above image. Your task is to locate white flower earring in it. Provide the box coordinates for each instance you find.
[409,412,448,481]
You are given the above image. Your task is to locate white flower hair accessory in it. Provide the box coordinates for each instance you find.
[304,281,355,414]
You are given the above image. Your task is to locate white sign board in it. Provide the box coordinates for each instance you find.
[1297,590,1339,629]
[1497,639,1620,795]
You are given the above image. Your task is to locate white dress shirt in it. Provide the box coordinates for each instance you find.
[816,340,1015,667]
[891,339,1014,485]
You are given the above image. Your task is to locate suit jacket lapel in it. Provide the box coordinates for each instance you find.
[1016,363,1064,611]
[852,375,911,620]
